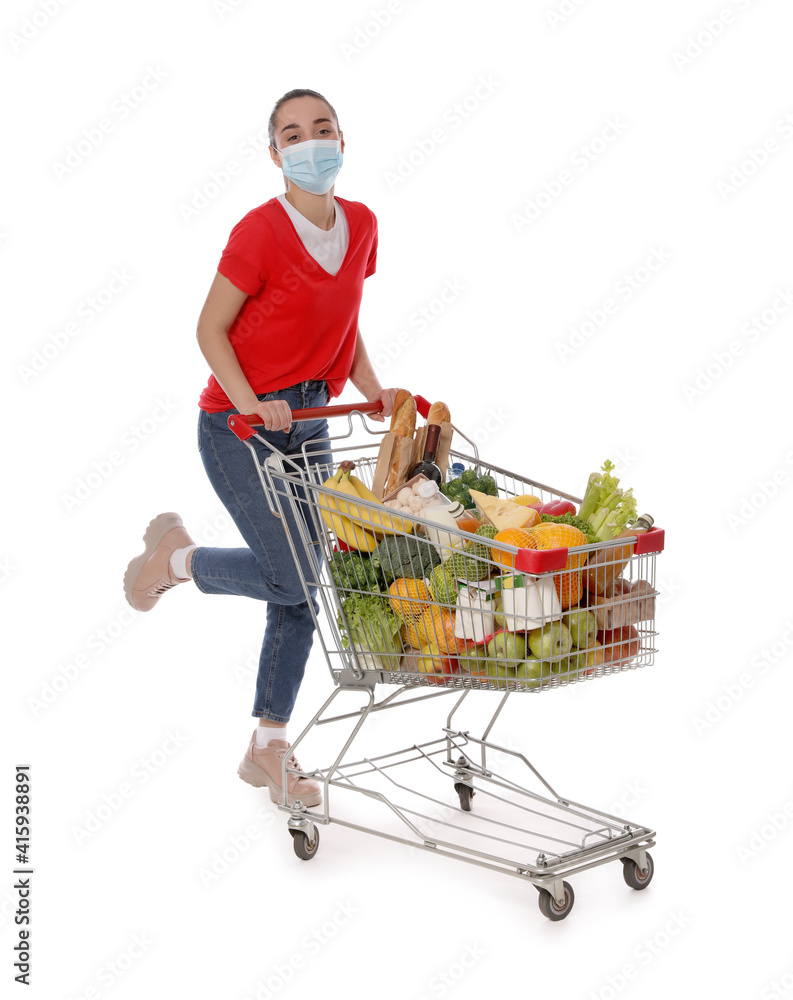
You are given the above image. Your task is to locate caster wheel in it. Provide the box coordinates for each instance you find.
[454,782,474,811]
[538,881,575,921]
[622,852,654,890]
[290,827,320,860]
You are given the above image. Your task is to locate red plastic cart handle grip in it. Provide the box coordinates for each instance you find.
[227,393,432,441]
[513,527,665,574]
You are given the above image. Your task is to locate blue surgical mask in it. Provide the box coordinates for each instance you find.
[278,138,343,195]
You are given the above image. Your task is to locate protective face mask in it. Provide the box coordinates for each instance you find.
[278,138,343,195]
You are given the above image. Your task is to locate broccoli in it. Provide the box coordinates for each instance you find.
[441,467,499,508]
[329,550,384,597]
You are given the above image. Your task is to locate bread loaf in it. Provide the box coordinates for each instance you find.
[389,390,417,437]
[427,401,451,425]
[384,391,417,496]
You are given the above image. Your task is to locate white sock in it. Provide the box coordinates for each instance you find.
[169,544,197,580]
[255,724,287,747]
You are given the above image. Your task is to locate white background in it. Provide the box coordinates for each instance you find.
[5,0,793,997]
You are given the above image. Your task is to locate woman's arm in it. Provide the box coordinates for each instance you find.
[348,327,397,421]
[196,272,292,430]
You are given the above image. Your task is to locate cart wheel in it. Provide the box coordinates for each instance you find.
[622,852,654,890]
[454,782,474,811]
[290,827,320,861]
[538,882,575,921]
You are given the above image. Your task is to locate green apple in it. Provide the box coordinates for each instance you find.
[486,631,526,670]
[564,609,598,649]
[485,659,517,679]
[571,641,605,673]
[457,642,489,674]
[527,622,572,660]
[515,657,555,688]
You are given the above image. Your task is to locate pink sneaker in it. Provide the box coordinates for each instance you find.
[237,732,322,808]
[124,513,195,612]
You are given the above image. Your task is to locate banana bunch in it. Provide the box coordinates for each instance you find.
[319,462,414,551]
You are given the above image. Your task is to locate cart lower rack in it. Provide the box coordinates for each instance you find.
[228,397,662,920]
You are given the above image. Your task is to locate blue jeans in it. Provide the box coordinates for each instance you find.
[192,380,332,723]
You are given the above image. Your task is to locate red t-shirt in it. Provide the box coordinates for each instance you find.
[198,195,377,412]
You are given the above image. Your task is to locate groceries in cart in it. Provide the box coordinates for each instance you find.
[318,403,660,691]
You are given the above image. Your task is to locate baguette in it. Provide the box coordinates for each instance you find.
[427,401,451,425]
[389,390,417,437]
[384,391,417,496]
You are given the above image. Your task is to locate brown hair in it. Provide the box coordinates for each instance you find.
[268,89,340,151]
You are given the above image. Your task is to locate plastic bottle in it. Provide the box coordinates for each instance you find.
[416,481,467,557]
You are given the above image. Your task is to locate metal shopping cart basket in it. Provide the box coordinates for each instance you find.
[228,395,665,921]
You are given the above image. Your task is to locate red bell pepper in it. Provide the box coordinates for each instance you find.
[539,499,577,517]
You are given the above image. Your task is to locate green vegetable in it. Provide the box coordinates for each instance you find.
[428,563,458,606]
[329,550,383,597]
[578,460,638,542]
[337,595,403,670]
[539,513,598,544]
[446,544,491,583]
[441,468,499,509]
[371,533,441,586]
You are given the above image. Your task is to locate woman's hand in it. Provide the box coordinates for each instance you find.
[367,387,398,422]
[251,399,293,432]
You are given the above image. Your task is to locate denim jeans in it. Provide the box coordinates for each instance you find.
[192,380,332,723]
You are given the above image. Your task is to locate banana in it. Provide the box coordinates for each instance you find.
[318,468,378,551]
[337,465,414,537]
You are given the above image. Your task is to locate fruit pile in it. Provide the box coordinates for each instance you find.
[327,460,655,688]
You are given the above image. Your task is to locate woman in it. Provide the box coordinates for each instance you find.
[123,88,397,808]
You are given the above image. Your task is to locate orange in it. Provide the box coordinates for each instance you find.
[490,528,537,570]
[526,523,588,609]
[388,578,431,619]
[402,607,461,655]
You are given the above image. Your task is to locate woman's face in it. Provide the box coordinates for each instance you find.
[270,96,343,167]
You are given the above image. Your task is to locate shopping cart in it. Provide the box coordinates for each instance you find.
[228,396,664,921]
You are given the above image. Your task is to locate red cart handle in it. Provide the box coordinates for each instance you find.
[227,393,432,441]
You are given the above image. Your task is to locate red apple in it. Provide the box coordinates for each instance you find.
[597,626,641,665]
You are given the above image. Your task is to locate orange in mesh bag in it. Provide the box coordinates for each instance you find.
[525,523,588,610]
